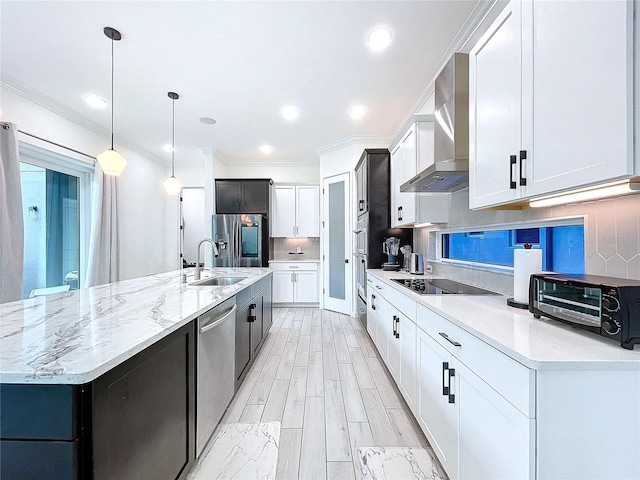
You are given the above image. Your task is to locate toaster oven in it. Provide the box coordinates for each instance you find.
[529,273,640,349]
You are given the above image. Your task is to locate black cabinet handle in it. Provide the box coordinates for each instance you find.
[359,199,364,211]
[509,155,517,189]
[371,294,376,310]
[392,315,397,336]
[448,368,456,404]
[519,150,527,186]
[248,303,257,322]
[394,316,399,339]
[439,332,461,347]
[361,258,365,264]
[442,362,449,396]
[398,206,403,221]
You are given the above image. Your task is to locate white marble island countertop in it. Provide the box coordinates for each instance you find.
[368,269,640,371]
[0,267,271,385]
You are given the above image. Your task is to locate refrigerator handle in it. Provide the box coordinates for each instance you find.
[235,216,242,267]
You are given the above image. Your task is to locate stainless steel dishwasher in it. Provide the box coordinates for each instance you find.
[196,297,236,456]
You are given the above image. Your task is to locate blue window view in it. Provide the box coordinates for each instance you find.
[442,225,585,274]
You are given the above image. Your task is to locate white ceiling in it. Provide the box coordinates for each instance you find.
[1,1,480,167]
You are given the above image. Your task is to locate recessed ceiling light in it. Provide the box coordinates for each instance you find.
[259,145,274,154]
[367,27,393,53]
[83,94,107,109]
[199,117,217,125]
[349,105,367,120]
[162,144,174,153]
[281,105,300,121]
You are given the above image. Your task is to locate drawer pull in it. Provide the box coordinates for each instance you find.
[395,316,400,339]
[439,332,461,347]
[375,285,382,290]
[442,362,449,396]
[392,315,397,336]
[519,150,527,186]
[509,155,517,189]
[448,368,456,404]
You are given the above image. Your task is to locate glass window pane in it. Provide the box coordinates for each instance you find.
[329,181,345,300]
[20,163,80,298]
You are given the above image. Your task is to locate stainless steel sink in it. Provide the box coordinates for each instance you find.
[190,276,247,286]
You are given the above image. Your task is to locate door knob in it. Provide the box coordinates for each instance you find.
[344,259,349,263]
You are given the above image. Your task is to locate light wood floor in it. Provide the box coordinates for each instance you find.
[219,307,438,479]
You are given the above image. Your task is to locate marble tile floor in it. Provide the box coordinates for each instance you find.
[199,306,447,480]
[188,422,280,480]
[358,447,447,480]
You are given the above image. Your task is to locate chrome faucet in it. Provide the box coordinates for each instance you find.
[194,238,219,280]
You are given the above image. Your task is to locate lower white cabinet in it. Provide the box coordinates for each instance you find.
[416,328,459,478]
[270,262,318,304]
[398,315,417,415]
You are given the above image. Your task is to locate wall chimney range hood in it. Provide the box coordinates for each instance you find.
[401,53,469,193]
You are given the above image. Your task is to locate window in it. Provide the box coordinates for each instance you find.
[442,224,585,274]
[18,144,93,298]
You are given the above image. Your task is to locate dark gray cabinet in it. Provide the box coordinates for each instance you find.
[215,179,272,215]
[234,275,273,389]
[0,322,195,480]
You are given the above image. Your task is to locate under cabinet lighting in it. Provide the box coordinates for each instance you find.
[414,222,433,228]
[529,180,640,208]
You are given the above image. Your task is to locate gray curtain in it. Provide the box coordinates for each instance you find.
[0,122,24,303]
[85,164,119,287]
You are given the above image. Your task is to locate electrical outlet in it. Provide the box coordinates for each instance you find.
[296,246,302,253]
[425,264,433,273]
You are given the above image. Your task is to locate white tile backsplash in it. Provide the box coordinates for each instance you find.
[414,188,640,293]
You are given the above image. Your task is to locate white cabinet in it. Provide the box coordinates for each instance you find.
[271,185,320,237]
[390,117,435,227]
[469,0,634,209]
[416,328,459,479]
[416,303,534,480]
[269,262,319,304]
[398,313,417,413]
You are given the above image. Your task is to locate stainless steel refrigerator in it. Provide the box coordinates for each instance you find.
[211,214,269,267]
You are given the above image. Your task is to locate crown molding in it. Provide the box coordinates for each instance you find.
[315,134,393,156]
[1,77,167,167]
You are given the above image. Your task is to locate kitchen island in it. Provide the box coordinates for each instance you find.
[367,269,640,480]
[0,268,273,480]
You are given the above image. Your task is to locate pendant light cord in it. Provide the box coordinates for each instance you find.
[110,35,115,150]
[172,97,175,177]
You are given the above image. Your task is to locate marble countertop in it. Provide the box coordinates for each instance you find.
[368,269,640,370]
[0,268,272,385]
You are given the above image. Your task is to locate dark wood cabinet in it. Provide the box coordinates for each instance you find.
[0,322,195,480]
[215,179,272,215]
[92,321,195,480]
[234,275,273,389]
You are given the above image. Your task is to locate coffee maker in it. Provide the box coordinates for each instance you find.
[383,237,401,271]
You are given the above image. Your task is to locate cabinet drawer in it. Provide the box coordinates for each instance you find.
[382,284,416,321]
[269,262,318,271]
[417,304,534,417]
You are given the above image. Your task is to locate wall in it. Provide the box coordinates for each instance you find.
[1,87,178,281]
[413,188,640,293]
[224,162,319,183]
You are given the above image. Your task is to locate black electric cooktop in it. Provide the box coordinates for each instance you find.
[391,278,498,295]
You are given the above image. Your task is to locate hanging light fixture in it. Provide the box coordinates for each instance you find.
[163,92,182,195]
[97,26,127,176]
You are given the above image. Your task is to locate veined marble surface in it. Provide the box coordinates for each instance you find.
[189,422,280,480]
[368,269,640,370]
[0,268,271,384]
[358,447,447,480]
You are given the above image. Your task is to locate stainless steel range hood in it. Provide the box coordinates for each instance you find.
[401,53,469,193]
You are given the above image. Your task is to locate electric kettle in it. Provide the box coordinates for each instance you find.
[409,253,424,275]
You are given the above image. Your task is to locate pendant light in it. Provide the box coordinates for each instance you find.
[97,27,127,176]
[163,92,182,195]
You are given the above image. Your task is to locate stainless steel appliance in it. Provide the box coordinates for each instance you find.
[196,297,236,456]
[529,273,640,349]
[212,214,268,267]
[409,253,424,275]
[392,278,497,295]
[401,53,470,193]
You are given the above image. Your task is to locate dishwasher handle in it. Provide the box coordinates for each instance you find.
[199,305,237,334]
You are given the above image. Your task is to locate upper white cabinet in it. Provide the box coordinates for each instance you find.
[390,116,435,227]
[469,0,634,209]
[271,185,320,237]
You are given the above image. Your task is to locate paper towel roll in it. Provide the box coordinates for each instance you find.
[513,248,542,304]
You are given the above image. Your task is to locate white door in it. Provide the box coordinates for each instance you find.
[271,186,296,237]
[469,1,523,209]
[322,173,352,314]
[294,270,319,303]
[296,186,320,237]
